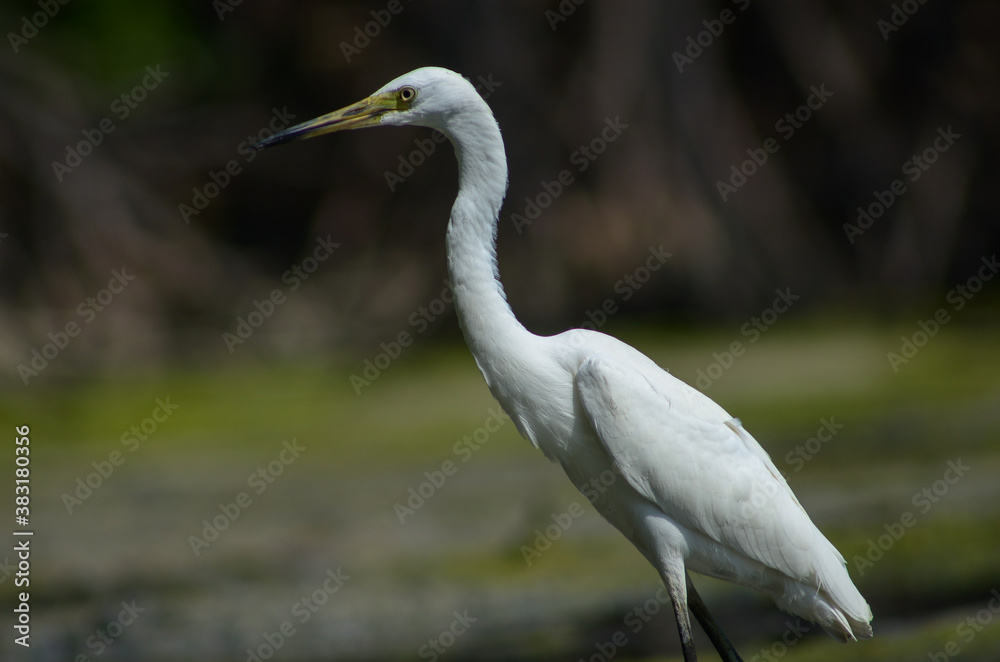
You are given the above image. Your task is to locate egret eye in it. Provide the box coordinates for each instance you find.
[398,86,417,103]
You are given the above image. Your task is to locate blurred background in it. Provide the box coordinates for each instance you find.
[2,1,999,660]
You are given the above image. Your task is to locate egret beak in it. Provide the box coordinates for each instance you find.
[254,91,400,150]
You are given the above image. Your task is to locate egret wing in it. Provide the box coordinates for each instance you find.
[575,354,830,582]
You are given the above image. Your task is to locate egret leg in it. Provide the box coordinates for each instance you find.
[686,572,744,662]
[664,571,699,662]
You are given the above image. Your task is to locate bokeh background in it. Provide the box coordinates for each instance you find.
[2,1,999,661]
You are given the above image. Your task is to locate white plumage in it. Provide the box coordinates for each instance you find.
[257,66,873,661]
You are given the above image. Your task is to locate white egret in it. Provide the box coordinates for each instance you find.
[255,67,873,661]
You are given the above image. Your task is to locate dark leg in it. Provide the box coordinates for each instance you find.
[686,572,744,662]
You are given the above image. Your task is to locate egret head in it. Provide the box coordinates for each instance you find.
[254,67,480,149]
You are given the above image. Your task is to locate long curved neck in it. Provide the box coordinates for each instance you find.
[441,104,532,375]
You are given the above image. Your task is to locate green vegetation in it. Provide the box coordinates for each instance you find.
[10,318,1000,660]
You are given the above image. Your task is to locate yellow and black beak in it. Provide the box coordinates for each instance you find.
[254,91,403,150]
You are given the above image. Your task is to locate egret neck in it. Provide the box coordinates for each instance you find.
[440,101,534,378]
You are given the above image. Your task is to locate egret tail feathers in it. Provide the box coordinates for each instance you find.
[776,549,873,642]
